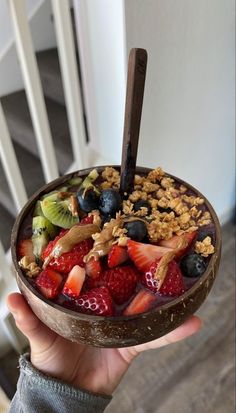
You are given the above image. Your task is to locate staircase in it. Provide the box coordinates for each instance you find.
[0,47,79,251]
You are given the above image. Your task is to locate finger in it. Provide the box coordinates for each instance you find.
[134,315,201,354]
[7,292,56,352]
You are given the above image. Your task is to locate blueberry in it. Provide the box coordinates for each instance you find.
[180,253,207,278]
[77,188,99,212]
[157,206,174,214]
[101,214,112,225]
[124,220,147,242]
[133,200,152,215]
[99,189,122,216]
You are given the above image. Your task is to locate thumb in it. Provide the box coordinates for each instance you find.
[7,292,56,353]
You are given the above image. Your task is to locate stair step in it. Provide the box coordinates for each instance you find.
[0,141,45,217]
[36,48,65,106]
[1,91,73,174]
[0,205,15,251]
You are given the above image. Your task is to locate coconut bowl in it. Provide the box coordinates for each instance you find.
[11,166,221,347]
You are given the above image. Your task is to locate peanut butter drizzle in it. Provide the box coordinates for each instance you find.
[153,236,189,289]
[84,216,122,262]
[153,251,176,290]
[43,223,100,268]
[123,216,146,224]
[173,237,188,251]
[89,210,102,227]
[57,191,73,199]
[70,195,79,217]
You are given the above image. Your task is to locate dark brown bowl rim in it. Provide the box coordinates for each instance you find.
[11,166,222,322]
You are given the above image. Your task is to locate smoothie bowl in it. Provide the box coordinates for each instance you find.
[11,165,221,347]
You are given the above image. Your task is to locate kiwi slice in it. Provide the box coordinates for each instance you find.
[32,216,58,259]
[41,199,79,229]
[32,216,57,239]
[33,200,44,217]
[32,232,49,260]
[41,187,69,201]
[81,169,98,187]
[33,187,71,217]
[67,176,82,186]
[81,169,100,195]
[33,186,73,223]
[86,168,99,181]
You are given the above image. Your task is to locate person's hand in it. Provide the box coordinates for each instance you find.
[7,292,201,395]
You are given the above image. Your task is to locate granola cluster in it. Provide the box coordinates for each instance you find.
[112,225,129,247]
[96,166,215,257]
[101,167,120,189]
[195,236,215,257]
[19,256,41,278]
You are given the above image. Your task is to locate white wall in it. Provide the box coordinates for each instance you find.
[0,0,57,96]
[125,0,235,222]
[74,0,126,165]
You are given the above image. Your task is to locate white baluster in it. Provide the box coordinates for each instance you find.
[51,0,87,170]
[8,0,58,182]
[0,101,27,213]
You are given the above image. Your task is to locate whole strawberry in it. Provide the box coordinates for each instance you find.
[143,259,185,296]
[75,287,113,316]
[87,265,139,304]
[42,237,93,274]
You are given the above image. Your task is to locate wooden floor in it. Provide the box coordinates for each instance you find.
[0,223,235,413]
[106,222,235,413]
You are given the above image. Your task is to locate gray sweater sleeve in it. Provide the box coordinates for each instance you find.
[8,354,112,413]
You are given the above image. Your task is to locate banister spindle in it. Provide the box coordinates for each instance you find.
[0,101,27,213]
[8,0,59,182]
[51,0,87,169]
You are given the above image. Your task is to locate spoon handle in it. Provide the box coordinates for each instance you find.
[120,48,148,198]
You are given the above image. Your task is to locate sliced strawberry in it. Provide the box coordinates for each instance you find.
[143,258,185,296]
[158,231,197,258]
[18,239,34,261]
[35,268,63,299]
[123,289,156,316]
[85,258,102,279]
[75,286,113,316]
[63,265,85,298]
[42,238,93,274]
[41,220,94,263]
[108,245,129,268]
[80,215,94,225]
[159,260,185,296]
[42,229,68,260]
[87,265,139,304]
[127,240,173,272]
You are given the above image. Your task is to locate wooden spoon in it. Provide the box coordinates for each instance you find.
[120,48,148,198]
